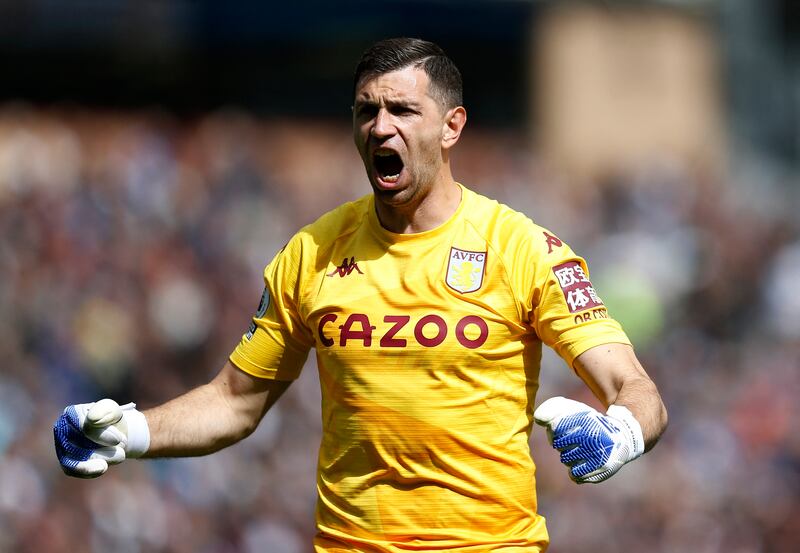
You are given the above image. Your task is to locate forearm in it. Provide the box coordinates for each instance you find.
[140,361,289,458]
[141,382,253,458]
[612,375,668,451]
[574,343,668,452]
[54,362,290,477]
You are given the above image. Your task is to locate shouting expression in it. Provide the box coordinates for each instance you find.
[353,66,453,209]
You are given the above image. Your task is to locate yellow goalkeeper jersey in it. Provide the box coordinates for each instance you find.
[230,184,630,552]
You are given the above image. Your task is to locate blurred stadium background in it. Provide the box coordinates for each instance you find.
[1,0,799,551]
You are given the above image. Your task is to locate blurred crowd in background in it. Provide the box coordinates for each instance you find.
[0,104,797,552]
[1,1,800,552]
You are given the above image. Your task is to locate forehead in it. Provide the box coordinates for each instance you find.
[354,66,433,104]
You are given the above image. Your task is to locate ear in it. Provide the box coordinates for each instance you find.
[442,106,467,149]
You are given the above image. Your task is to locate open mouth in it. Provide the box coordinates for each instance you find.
[373,150,404,184]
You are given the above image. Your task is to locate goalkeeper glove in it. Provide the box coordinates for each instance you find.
[53,399,150,478]
[534,396,644,483]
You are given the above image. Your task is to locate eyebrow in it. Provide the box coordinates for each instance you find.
[353,97,424,111]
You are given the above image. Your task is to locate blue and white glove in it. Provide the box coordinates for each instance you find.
[534,396,644,483]
[53,399,150,478]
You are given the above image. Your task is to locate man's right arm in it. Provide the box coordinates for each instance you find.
[142,361,291,457]
[54,362,291,476]
[56,235,312,476]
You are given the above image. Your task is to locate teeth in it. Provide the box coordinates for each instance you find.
[383,174,400,183]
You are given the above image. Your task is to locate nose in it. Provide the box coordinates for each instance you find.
[371,108,395,139]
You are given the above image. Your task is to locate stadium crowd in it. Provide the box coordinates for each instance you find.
[1,105,798,552]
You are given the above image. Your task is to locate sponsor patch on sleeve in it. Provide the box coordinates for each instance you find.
[245,286,271,340]
[552,261,604,313]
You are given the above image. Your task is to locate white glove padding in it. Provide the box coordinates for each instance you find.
[534,396,644,483]
[53,399,150,478]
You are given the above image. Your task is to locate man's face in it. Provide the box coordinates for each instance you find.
[353,66,449,207]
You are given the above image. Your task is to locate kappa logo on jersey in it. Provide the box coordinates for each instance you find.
[327,256,363,278]
[553,261,604,313]
[543,231,563,254]
[446,247,486,293]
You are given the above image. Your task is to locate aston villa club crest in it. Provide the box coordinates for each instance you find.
[446,247,487,294]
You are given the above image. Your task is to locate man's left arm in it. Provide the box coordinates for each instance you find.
[572,342,667,451]
[534,343,667,482]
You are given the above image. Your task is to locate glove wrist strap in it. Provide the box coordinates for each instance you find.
[607,404,645,460]
[120,403,150,458]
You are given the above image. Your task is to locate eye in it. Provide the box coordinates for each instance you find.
[389,105,416,116]
[355,104,378,119]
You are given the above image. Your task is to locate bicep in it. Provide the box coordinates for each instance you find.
[573,343,650,408]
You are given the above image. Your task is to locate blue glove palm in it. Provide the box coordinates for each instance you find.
[534,397,644,483]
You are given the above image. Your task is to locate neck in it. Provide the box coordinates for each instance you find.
[375,173,462,234]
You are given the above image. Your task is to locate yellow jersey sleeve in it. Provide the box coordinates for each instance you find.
[520,225,631,367]
[229,235,314,380]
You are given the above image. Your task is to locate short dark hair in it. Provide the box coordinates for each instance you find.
[353,37,463,109]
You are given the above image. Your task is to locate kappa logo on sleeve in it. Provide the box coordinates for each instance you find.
[552,261,604,313]
[543,231,563,254]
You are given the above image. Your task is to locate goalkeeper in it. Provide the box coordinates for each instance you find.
[55,37,667,552]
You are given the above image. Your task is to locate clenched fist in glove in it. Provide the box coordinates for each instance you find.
[534,396,644,483]
[53,399,150,478]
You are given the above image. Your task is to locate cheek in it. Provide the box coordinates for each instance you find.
[353,129,369,159]
[409,125,441,153]
[418,129,443,161]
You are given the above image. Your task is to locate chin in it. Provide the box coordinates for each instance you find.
[371,183,414,205]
